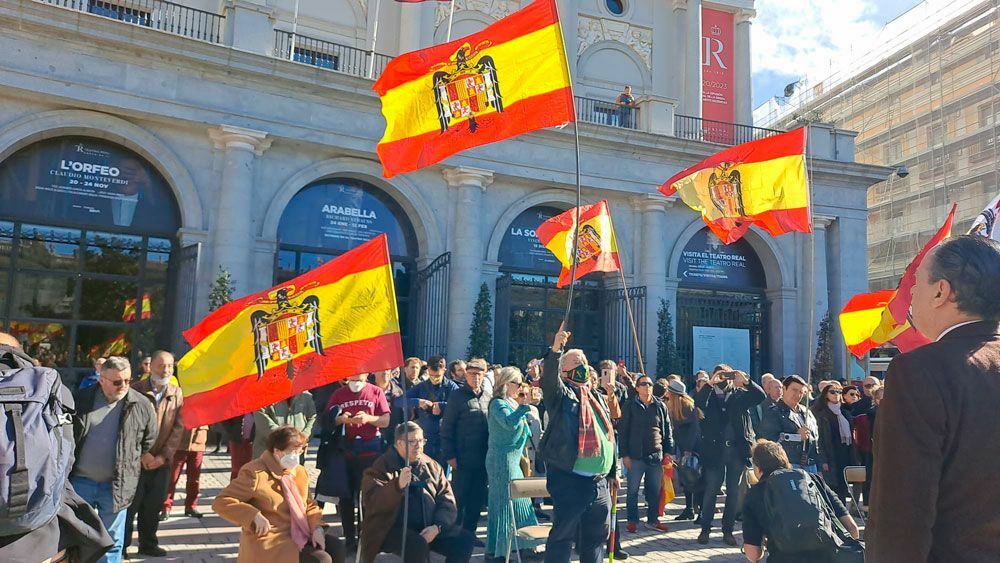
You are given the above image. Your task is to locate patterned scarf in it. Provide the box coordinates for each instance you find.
[574,381,615,459]
[279,474,311,550]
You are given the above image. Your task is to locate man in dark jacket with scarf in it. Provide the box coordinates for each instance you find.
[71,356,157,563]
[539,329,618,563]
[359,422,474,563]
[440,358,490,536]
[693,365,765,546]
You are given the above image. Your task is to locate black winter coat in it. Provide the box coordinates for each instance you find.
[440,384,490,468]
[72,386,158,513]
[694,381,765,466]
[618,396,672,464]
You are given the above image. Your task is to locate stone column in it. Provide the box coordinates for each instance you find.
[207,125,271,296]
[443,166,493,358]
[766,287,799,376]
[684,0,702,117]
[810,216,834,370]
[634,195,673,372]
[671,0,688,105]
[733,9,755,125]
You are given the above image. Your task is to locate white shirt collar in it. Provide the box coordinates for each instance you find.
[936,320,981,342]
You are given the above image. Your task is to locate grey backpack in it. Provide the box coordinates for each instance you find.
[0,345,75,536]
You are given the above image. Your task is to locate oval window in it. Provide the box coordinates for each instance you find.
[606,0,624,16]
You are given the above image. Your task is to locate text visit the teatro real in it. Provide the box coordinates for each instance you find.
[0,0,891,383]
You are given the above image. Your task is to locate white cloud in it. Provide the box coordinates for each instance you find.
[751,0,883,85]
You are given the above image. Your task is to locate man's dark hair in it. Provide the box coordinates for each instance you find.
[929,235,1000,320]
[447,360,465,375]
[751,439,791,478]
[782,375,807,388]
[712,364,732,375]
[427,355,446,369]
[394,421,422,443]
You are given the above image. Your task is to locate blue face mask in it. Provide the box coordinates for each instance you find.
[566,364,590,384]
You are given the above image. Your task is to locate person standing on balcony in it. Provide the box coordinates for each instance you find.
[615,85,636,128]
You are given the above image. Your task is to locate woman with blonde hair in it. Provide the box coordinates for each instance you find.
[664,379,701,521]
[484,367,542,561]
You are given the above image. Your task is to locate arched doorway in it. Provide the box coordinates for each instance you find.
[0,136,181,381]
[675,228,770,380]
[274,178,418,352]
[494,205,604,367]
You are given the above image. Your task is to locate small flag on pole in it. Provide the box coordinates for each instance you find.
[177,234,403,428]
[969,192,1000,240]
[535,200,621,288]
[373,0,575,178]
[839,204,956,358]
[659,128,810,244]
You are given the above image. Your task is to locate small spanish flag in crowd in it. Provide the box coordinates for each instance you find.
[373,0,574,178]
[122,294,152,322]
[660,128,810,244]
[839,204,956,358]
[536,200,621,288]
[177,234,404,428]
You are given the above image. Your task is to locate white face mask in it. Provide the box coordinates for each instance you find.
[278,452,299,469]
[347,380,366,393]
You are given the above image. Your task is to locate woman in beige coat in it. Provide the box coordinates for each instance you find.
[214,426,345,563]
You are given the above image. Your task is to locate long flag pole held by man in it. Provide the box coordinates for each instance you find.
[176,234,404,428]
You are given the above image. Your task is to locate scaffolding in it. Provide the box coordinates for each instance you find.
[754,0,1000,290]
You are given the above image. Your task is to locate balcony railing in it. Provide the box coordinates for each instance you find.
[274,30,391,79]
[575,96,638,130]
[39,0,224,43]
[675,114,783,146]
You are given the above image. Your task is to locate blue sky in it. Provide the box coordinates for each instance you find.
[751,0,923,108]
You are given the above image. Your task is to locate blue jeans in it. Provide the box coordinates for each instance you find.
[71,476,127,563]
[625,459,662,524]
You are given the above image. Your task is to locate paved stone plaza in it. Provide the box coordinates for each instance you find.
[133,449,746,562]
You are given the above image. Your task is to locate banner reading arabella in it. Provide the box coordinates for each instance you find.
[701,8,735,142]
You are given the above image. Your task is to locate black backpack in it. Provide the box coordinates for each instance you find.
[763,468,837,553]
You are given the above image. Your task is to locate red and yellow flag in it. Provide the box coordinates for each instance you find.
[373,0,574,178]
[122,294,152,322]
[839,204,956,358]
[177,234,403,428]
[659,128,810,244]
[536,200,620,288]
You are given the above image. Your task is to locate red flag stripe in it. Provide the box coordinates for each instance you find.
[535,199,611,245]
[886,203,956,325]
[841,290,896,313]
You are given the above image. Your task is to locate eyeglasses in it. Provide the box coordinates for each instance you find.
[636,382,652,387]
[403,438,426,447]
[102,377,131,388]
[828,389,843,395]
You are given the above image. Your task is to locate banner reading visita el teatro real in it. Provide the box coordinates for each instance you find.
[701,8,735,143]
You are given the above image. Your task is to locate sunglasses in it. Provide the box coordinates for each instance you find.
[102,377,131,388]
[636,382,652,387]
[828,389,843,395]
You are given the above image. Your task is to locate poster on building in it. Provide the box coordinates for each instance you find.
[498,206,563,273]
[0,136,179,234]
[701,8,735,143]
[692,326,750,373]
[678,228,766,288]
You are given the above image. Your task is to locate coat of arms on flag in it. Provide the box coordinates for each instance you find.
[250,287,323,379]
[433,42,503,133]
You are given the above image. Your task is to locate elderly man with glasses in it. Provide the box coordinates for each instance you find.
[71,356,158,563]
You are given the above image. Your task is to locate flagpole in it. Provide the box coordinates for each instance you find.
[289,0,301,61]
[446,0,456,42]
[805,124,816,386]
[399,369,409,563]
[367,0,383,79]
[606,211,645,374]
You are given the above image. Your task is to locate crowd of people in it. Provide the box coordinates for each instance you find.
[1,234,998,563]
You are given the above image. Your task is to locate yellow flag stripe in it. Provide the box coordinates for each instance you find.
[378,23,570,144]
[840,307,887,346]
[670,154,808,218]
[177,264,399,396]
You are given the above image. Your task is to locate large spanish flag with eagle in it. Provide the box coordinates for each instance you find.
[659,128,810,244]
[839,204,956,358]
[177,235,403,428]
[536,200,621,288]
[374,0,574,178]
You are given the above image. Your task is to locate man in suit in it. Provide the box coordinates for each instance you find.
[693,364,765,546]
[869,235,1000,562]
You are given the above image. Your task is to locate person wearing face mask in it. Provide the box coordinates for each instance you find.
[126,350,185,557]
[538,329,618,563]
[70,356,157,563]
[693,364,765,547]
[324,374,391,551]
[214,426,346,563]
[403,356,459,468]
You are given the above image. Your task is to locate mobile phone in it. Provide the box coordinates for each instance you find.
[600,368,613,385]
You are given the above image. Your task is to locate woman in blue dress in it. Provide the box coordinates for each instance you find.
[485,367,543,561]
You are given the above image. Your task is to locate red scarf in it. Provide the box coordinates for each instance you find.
[574,381,614,459]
